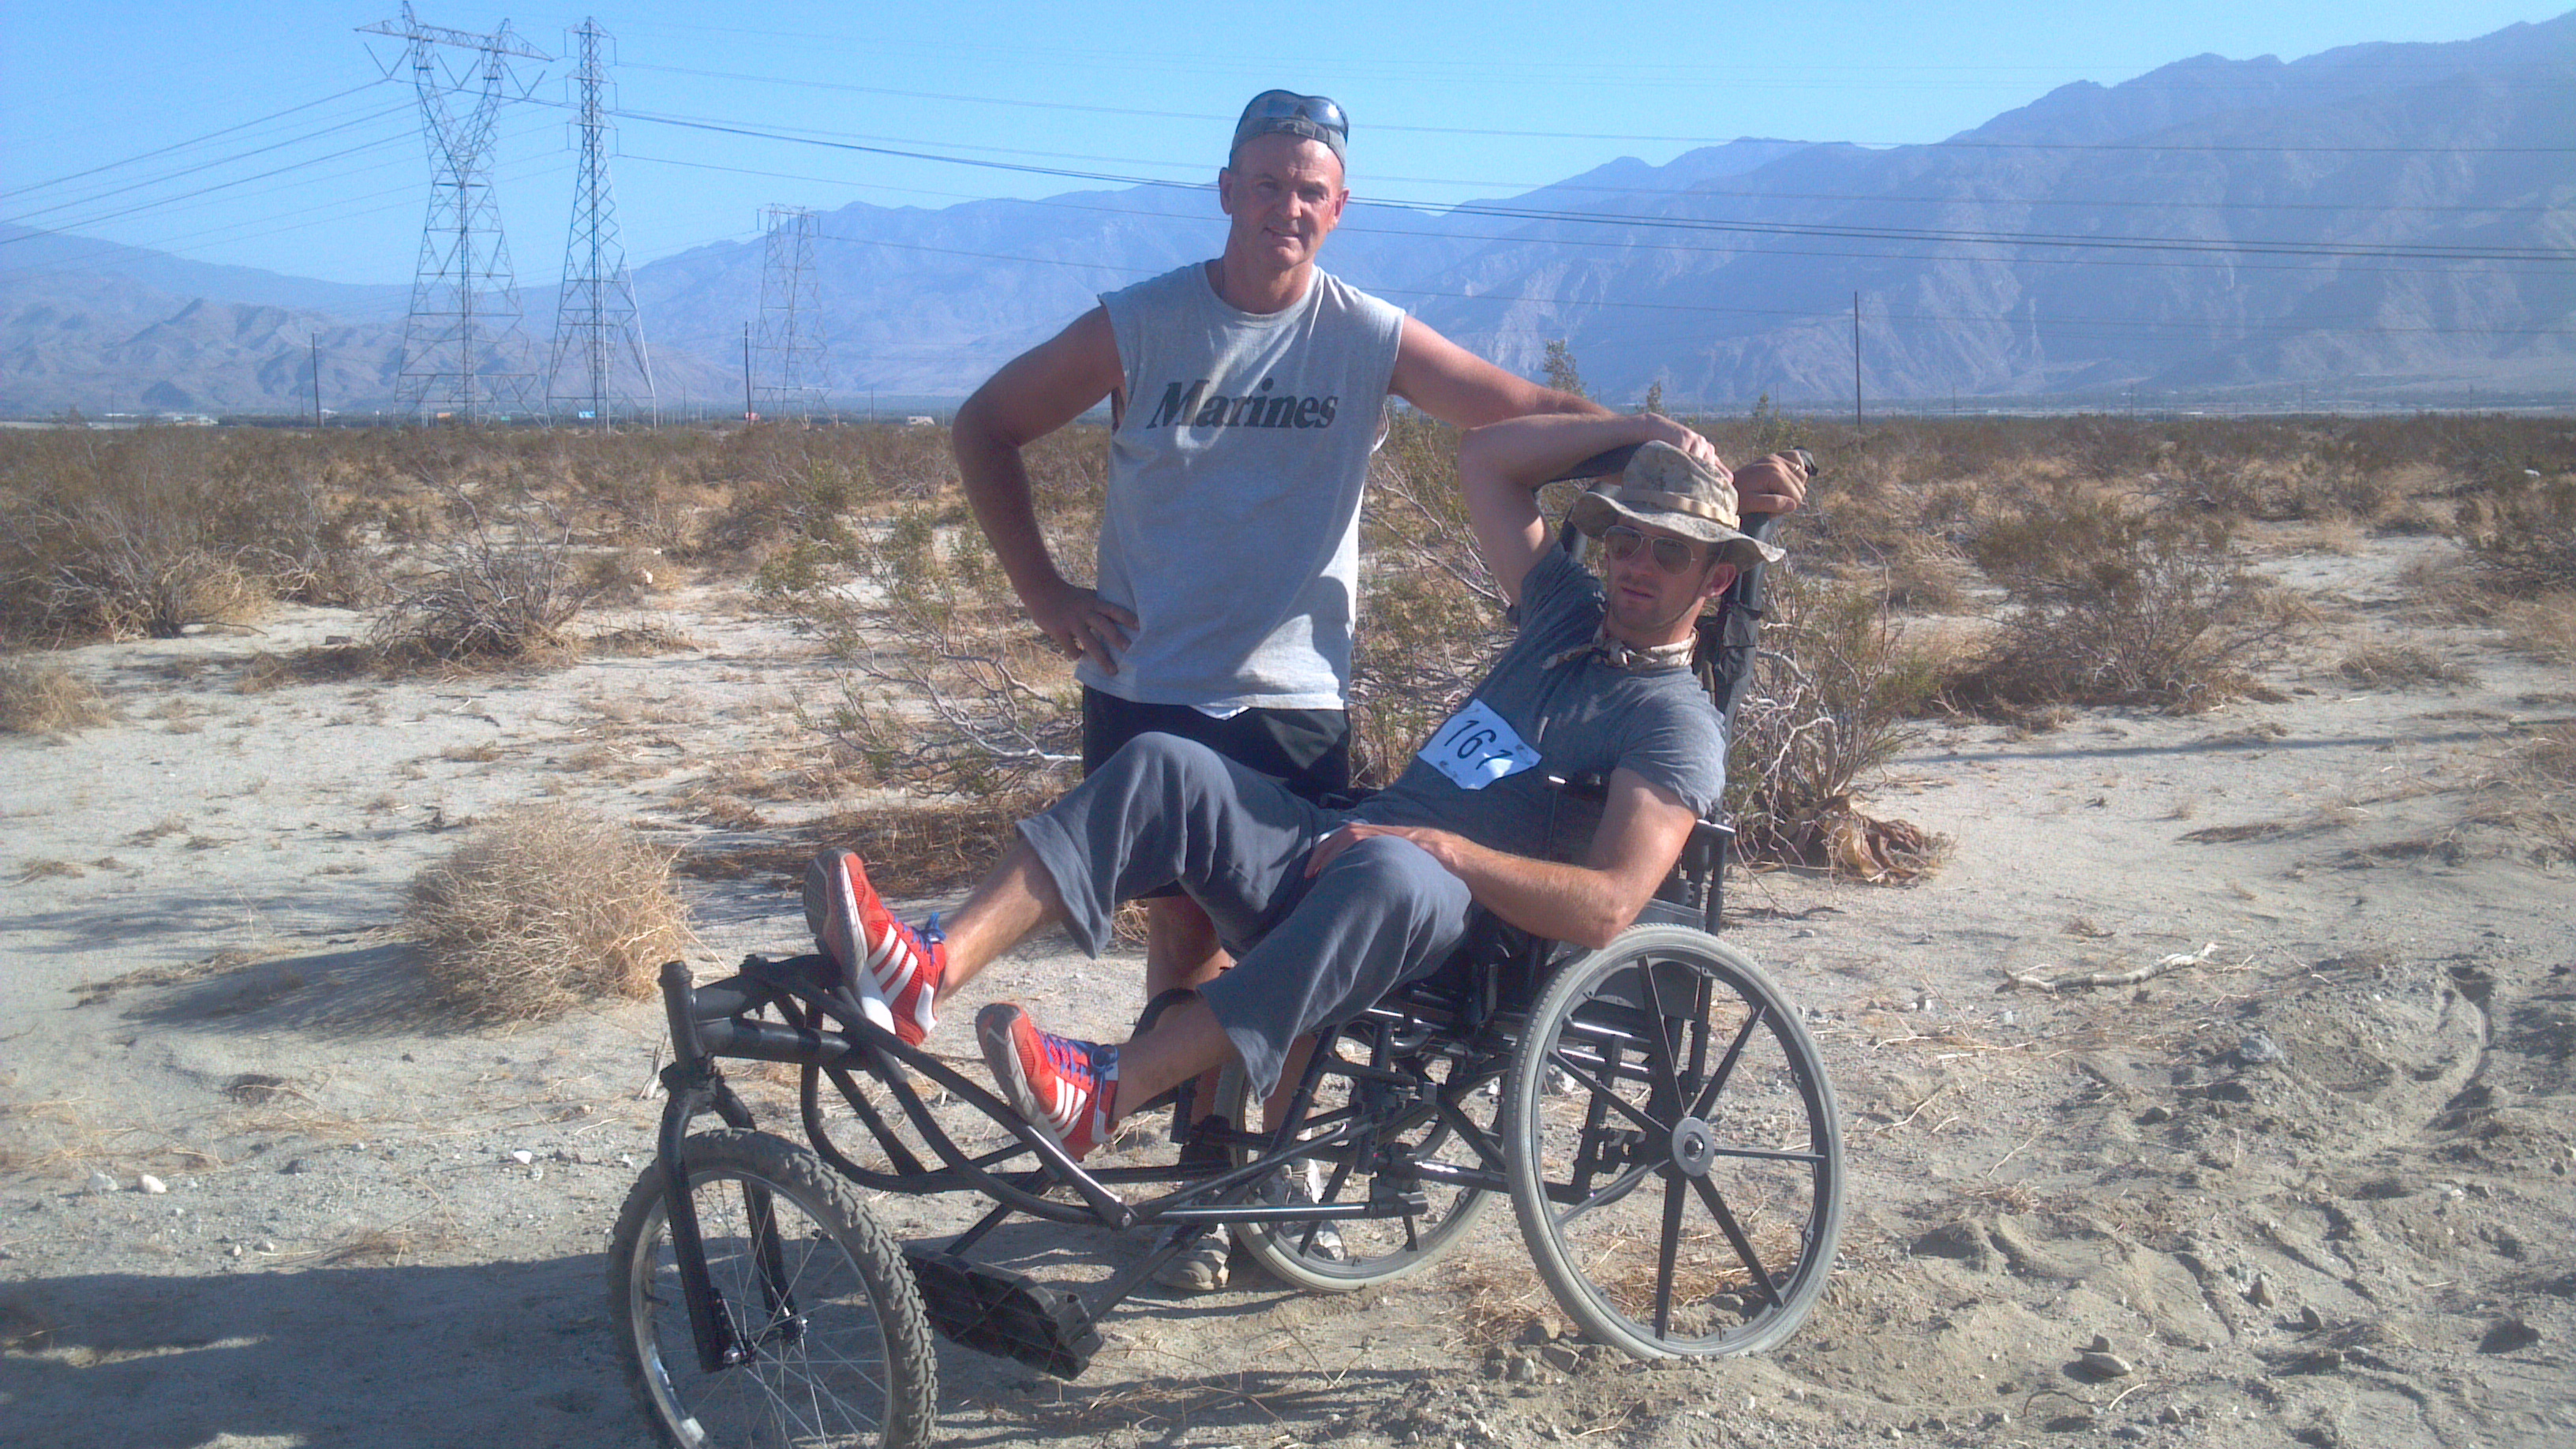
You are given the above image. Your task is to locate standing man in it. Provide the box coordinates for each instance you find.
[944,90,1616,1043]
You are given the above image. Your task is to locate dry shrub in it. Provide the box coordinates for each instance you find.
[758,426,1106,798]
[1945,481,2278,716]
[772,504,1083,797]
[370,489,593,665]
[0,427,370,642]
[1728,569,1949,878]
[0,657,110,734]
[405,803,695,1022]
[2489,722,2576,865]
[2455,471,2576,597]
[1353,412,1517,784]
[686,422,961,564]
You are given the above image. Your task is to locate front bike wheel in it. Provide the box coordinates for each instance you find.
[1504,927,1844,1358]
[608,1128,938,1449]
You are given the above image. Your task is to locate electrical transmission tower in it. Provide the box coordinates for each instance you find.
[360,4,549,424]
[754,205,829,418]
[545,17,653,427]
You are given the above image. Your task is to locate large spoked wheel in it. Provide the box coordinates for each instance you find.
[1214,1032,1503,1292]
[1504,926,1844,1358]
[609,1128,938,1449]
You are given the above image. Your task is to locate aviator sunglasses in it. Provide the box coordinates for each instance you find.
[1234,91,1350,152]
[1600,525,1707,573]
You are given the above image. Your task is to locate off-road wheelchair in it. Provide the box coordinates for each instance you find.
[605,455,1845,1449]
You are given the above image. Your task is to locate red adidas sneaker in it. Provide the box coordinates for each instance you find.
[803,849,944,1045]
[976,1002,1117,1160]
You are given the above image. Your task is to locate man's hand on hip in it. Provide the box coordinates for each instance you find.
[1028,577,1137,672]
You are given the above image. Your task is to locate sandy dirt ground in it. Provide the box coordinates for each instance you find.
[2,526,2570,1449]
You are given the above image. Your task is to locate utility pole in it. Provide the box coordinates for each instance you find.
[545,17,653,428]
[1852,291,1863,432]
[742,322,754,424]
[360,4,549,425]
[754,204,828,419]
[309,335,323,427]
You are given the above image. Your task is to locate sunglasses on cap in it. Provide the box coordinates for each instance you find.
[1233,90,1348,158]
[1600,525,1707,573]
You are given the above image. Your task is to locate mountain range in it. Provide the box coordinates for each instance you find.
[4,14,2570,416]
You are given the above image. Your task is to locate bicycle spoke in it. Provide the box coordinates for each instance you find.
[1653,1163,1686,1339]
[1687,1003,1765,1123]
[1687,1171,1781,1306]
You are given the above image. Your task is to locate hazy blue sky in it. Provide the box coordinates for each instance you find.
[3,2,2566,285]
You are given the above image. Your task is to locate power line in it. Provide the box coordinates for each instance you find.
[616,148,2574,284]
[0,131,420,240]
[0,132,563,281]
[1,99,420,229]
[612,58,2576,154]
[0,80,396,200]
[612,110,2576,268]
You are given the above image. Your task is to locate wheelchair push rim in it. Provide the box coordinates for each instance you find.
[1213,1035,1502,1292]
[1503,926,1844,1358]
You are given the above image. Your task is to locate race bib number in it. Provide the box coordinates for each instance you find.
[1418,698,1541,791]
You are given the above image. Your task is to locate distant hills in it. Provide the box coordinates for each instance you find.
[4,14,2571,416]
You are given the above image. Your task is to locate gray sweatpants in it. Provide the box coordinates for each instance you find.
[1017,733,1476,1096]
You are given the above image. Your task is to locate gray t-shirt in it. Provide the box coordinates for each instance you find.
[1357,548,1729,861]
[1085,263,1406,711]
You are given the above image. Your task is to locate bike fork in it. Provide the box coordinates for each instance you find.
[657,1063,761,1373]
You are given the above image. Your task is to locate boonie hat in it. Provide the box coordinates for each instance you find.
[1233,89,1348,163]
[1567,441,1786,571]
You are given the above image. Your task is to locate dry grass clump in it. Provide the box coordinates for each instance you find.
[405,803,695,1022]
[2494,593,2576,665]
[2336,644,2474,691]
[2473,721,2576,865]
[0,657,110,734]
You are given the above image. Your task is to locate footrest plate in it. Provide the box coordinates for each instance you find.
[904,1246,1100,1379]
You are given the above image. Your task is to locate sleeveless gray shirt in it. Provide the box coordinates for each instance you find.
[1084,263,1405,710]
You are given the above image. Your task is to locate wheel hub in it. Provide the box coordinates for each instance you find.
[1668,1117,1717,1178]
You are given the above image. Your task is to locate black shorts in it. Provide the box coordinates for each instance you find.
[1081,687,1352,804]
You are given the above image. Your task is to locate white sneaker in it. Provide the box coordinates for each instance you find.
[1260,1163,1345,1261]
[1151,1226,1230,1292]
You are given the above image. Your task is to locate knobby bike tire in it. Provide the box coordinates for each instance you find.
[608,1128,938,1449]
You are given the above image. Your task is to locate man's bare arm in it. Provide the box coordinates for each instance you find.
[1305,769,1698,949]
[1388,317,1610,428]
[1454,411,1724,608]
[952,306,1137,672]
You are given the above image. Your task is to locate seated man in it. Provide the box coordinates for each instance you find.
[803,412,1807,1157]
